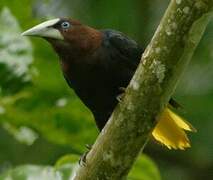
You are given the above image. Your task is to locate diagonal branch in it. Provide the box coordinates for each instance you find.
[73,0,213,179]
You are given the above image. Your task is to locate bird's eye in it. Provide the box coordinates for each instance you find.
[61,21,71,29]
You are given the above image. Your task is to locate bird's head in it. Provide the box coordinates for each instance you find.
[22,18,102,56]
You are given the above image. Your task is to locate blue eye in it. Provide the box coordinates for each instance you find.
[61,21,70,29]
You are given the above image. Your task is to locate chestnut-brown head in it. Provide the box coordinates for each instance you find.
[22,18,102,56]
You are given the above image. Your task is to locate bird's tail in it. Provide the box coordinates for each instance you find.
[152,107,196,150]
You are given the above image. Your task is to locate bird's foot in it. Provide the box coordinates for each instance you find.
[116,87,126,102]
[116,93,124,102]
[78,144,93,167]
[79,152,88,167]
[85,144,92,150]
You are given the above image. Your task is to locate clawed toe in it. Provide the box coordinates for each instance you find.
[79,151,89,167]
[78,144,93,166]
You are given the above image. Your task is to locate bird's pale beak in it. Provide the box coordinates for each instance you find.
[22,18,64,40]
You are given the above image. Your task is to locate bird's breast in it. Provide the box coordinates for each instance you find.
[61,58,118,114]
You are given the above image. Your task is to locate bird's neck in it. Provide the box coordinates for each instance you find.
[50,27,103,64]
[50,28,103,76]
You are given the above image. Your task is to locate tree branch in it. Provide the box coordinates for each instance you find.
[73,0,213,179]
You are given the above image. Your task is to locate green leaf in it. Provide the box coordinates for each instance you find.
[0,7,33,94]
[55,154,80,168]
[0,164,77,180]
[0,89,97,151]
[128,154,161,180]
[2,123,38,145]
[0,154,160,180]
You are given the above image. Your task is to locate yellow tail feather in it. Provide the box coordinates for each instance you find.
[152,107,196,150]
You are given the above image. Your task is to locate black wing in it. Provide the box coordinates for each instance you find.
[100,29,143,87]
[102,29,143,69]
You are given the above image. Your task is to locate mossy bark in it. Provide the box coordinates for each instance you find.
[73,0,213,179]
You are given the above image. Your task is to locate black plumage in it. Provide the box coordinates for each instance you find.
[61,29,143,130]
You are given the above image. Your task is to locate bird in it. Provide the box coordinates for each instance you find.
[22,18,196,150]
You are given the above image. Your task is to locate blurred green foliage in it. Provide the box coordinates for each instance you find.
[0,7,33,94]
[0,0,212,179]
[0,164,75,180]
[0,154,160,180]
[128,155,161,180]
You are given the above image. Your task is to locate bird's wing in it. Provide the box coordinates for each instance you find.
[102,29,143,69]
